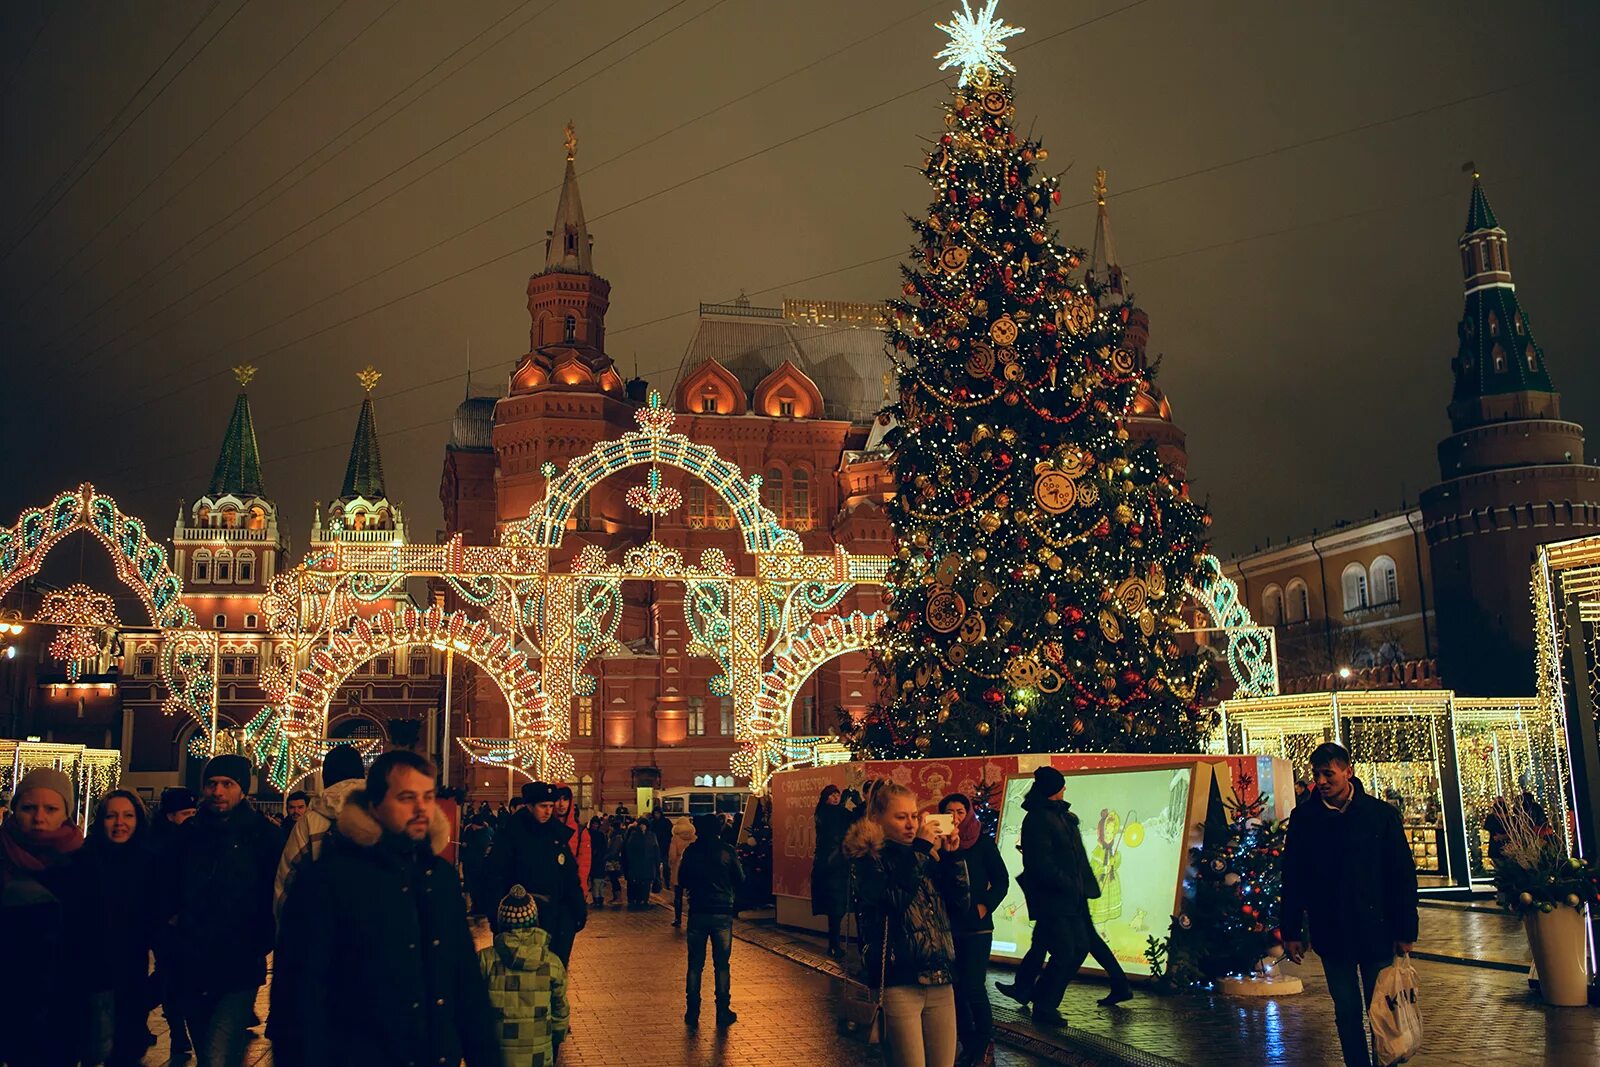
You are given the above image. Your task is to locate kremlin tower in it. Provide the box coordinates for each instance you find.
[1420,173,1600,695]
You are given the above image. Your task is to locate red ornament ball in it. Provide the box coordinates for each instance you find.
[982,687,1004,705]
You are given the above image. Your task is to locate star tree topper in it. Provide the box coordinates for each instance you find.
[935,0,1024,86]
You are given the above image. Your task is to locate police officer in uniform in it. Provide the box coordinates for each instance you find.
[492,781,587,965]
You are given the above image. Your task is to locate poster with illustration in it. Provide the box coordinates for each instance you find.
[991,763,1208,976]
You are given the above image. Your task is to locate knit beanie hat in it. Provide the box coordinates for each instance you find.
[13,767,75,813]
[201,754,252,792]
[497,884,540,930]
[322,744,365,787]
[160,787,198,815]
[1027,765,1065,801]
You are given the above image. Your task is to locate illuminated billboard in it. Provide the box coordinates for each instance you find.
[991,763,1209,976]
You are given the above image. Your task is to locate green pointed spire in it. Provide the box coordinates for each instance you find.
[1465,173,1498,232]
[208,389,265,497]
[341,394,387,500]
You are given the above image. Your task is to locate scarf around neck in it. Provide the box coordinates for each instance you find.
[2,816,84,875]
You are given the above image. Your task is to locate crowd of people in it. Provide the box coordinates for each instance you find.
[3,741,1422,1067]
[0,744,755,1067]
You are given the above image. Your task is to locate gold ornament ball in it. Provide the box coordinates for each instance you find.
[976,721,992,737]
[938,707,951,723]
[973,547,988,562]
[915,736,932,751]
[1045,610,1061,625]
[1114,503,1134,524]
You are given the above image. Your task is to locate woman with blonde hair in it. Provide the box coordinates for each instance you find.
[844,781,967,1067]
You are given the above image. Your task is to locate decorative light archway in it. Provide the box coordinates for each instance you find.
[0,484,217,750]
[245,605,562,789]
[512,390,803,554]
[1187,554,1278,698]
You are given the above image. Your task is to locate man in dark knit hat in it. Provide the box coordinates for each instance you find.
[272,744,367,926]
[492,781,586,965]
[1004,765,1099,1027]
[161,754,279,1065]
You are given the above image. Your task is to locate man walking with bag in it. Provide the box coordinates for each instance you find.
[1281,742,1419,1067]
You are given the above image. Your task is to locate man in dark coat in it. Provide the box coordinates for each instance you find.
[1012,766,1098,1026]
[650,809,673,885]
[162,755,280,1066]
[459,815,496,917]
[273,751,498,1067]
[493,781,586,965]
[677,812,746,1027]
[150,786,199,1056]
[621,818,662,908]
[1282,743,1418,1067]
[939,792,1010,1065]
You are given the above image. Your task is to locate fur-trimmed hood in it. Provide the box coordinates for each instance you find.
[309,777,364,821]
[335,788,451,855]
[843,816,885,859]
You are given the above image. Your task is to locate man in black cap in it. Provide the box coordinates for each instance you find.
[272,744,368,926]
[1006,765,1099,1027]
[162,754,280,1066]
[150,786,201,1054]
[492,781,586,966]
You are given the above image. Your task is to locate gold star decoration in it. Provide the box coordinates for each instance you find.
[357,365,382,392]
[564,120,577,162]
[233,363,257,386]
[1094,167,1108,206]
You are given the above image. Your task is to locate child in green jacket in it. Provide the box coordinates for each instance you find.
[478,885,570,1065]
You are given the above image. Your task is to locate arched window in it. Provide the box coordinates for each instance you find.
[790,468,812,530]
[213,549,233,583]
[1491,344,1507,373]
[192,549,211,584]
[1525,343,1537,372]
[1285,579,1310,623]
[213,613,227,629]
[1369,556,1399,605]
[247,506,266,531]
[236,549,255,584]
[763,468,784,516]
[1341,562,1369,612]
[1260,585,1283,626]
[564,315,576,343]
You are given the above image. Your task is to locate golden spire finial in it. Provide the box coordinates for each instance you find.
[357,365,382,393]
[1094,167,1108,207]
[563,120,577,163]
[233,363,257,387]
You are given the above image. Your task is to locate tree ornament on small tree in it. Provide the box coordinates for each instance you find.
[1147,791,1289,990]
[852,2,1217,761]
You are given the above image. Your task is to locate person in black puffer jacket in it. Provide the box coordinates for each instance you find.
[937,793,1009,1067]
[1014,766,1099,1027]
[491,781,586,965]
[1281,743,1418,1067]
[676,812,746,1028]
[845,781,969,1067]
[161,755,280,1065]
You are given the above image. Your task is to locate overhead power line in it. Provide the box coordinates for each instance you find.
[0,0,237,265]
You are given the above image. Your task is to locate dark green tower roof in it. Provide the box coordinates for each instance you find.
[340,396,387,500]
[1464,175,1499,232]
[208,391,265,497]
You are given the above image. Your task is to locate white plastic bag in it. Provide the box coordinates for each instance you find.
[1368,954,1423,1065]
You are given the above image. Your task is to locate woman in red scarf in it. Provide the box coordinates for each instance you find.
[0,768,87,1066]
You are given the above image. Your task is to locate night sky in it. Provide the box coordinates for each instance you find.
[3,0,1597,561]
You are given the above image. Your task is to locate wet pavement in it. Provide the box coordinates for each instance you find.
[732,902,1600,1067]
[133,899,1062,1066]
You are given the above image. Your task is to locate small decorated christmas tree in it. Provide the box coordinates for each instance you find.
[1151,792,1287,988]
[853,2,1217,759]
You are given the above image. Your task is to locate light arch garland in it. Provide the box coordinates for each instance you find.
[248,605,568,788]
[511,390,802,554]
[1187,554,1278,699]
[0,485,217,751]
[742,610,888,787]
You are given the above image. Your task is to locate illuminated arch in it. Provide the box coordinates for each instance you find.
[512,390,801,554]
[264,606,568,785]
[0,484,191,627]
[0,485,217,748]
[752,610,886,738]
[1187,554,1277,698]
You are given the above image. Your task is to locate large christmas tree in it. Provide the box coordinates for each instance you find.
[852,3,1218,758]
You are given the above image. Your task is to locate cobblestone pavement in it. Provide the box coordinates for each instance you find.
[132,900,1060,1066]
[733,909,1600,1067]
